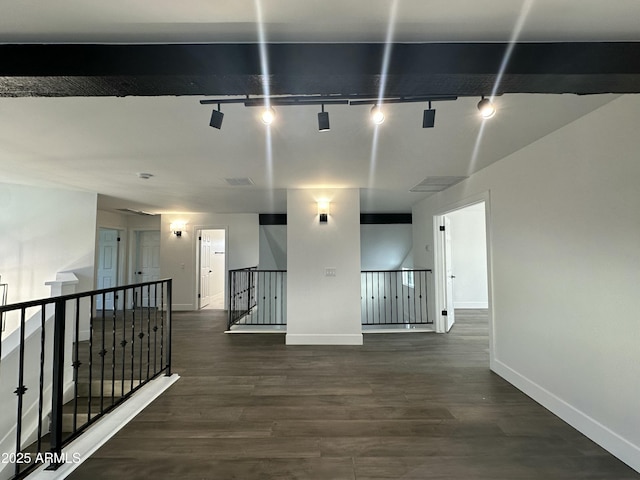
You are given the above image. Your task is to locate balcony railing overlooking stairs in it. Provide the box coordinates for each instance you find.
[0,278,172,480]
[227,268,432,329]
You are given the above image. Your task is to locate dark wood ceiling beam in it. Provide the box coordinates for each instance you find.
[1,43,639,97]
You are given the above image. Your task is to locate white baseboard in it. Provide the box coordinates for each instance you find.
[286,333,363,345]
[492,359,640,474]
[453,301,489,309]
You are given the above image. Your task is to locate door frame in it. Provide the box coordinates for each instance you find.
[194,225,229,310]
[432,191,494,362]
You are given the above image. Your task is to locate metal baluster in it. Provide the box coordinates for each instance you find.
[100,294,106,413]
[130,288,136,393]
[47,299,66,471]
[88,295,94,423]
[121,290,127,397]
[166,280,172,376]
[153,283,158,375]
[73,297,81,432]
[280,271,284,325]
[146,284,151,380]
[37,307,46,454]
[111,293,117,406]
[14,308,27,478]
[138,286,144,386]
[160,284,165,373]
[411,270,416,325]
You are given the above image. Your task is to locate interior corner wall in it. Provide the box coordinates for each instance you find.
[360,224,413,270]
[259,224,287,270]
[286,188,362,345]
[412,95,640,472]
[447,205,488,309]
[160,213,259,311]
[0,183,97,306]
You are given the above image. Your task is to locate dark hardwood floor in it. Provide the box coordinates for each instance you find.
[68,309,640,479]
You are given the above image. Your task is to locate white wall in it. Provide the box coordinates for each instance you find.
[361,224,413,270]
[160,213,259,310]
[412,95,640,472]
[286,188,362,345]
[259,224,287,270]
[260,223,413,271]
[0,183,97,333]
[446,204,488,309]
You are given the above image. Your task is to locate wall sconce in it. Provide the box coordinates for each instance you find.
[170,222,186,237]
[317,201,330,223]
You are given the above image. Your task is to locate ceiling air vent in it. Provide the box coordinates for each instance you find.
[410,176,468,193]
[116,208,157,216]
[225,177,255,186]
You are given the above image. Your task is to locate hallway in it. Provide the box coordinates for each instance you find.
[68,310,639,479]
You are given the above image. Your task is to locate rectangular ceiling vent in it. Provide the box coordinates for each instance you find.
[410,176,468,193]
[225,177,255,186]
[116,208,157,216]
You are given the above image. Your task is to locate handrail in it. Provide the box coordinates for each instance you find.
[0,279,172,479]
[0,279,172,314]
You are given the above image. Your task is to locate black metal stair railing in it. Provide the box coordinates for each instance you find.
[0,279,172,479]
[361,269,433,326]
[228,268,286,329]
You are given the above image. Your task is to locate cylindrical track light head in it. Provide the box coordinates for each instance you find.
[261,107,276,125]
[422,109,436,128]
[318,111,330,131]
[209,108,224,129]
[371,105,385,125]
[477,97,496,119]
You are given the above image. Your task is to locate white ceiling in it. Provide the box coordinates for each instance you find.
[0,94,618,213]
[1,0,639,43]
[0,1,636,214]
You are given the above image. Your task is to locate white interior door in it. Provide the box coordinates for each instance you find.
[210,230,226,308]
[97,228,120,310]
[136,230,161,307]
[196,228,226,310]
[443,216,456,332]
[199,232,212,308]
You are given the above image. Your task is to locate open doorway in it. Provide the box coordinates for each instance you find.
[434,199,490,334]
[197,228,226,310]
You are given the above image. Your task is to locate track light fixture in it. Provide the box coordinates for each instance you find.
[209,103,224,129]
[318,104,330,132]
[261,107,276,125]
[422,101,436,128]
[200,95,470,129]
[477,96,496,119]
[371,105,385,125]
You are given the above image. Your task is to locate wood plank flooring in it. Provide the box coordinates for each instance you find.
[68,309,640,479]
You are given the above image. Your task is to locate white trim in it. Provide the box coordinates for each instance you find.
[432,190,495,368]
[492,360,640,473]
[193,225,229,311]
[27,374,180,480]
[453,302,489,309]
[285,334,363,345]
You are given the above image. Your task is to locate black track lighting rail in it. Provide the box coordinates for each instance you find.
[200,94,459,107]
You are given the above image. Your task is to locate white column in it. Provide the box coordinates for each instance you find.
[286,188,363,345]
